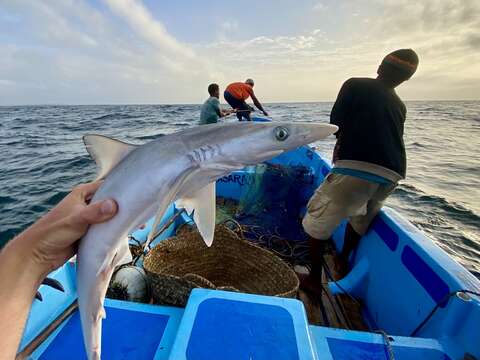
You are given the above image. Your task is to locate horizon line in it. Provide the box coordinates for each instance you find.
[1,99,479,107]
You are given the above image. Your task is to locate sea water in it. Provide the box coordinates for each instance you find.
[0,102,479,277]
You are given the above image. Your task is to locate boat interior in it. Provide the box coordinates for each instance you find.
[18,135,480,360]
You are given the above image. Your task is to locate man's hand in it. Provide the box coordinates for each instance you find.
[10,181,118,278]
[262,110,269,116]
[221,109,235,117]
[0,180,117,357]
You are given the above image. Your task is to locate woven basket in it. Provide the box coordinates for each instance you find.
[143,225,299,306]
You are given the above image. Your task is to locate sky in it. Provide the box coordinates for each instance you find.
[0,0,479,105]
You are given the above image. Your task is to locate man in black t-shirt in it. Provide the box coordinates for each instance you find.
[301,49,419,294]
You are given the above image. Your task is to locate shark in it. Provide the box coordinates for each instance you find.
[76,121,337,359]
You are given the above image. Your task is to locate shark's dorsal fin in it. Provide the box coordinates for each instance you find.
[83,134,137,180]
[176,182,216,247]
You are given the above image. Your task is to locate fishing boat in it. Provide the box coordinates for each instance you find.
[18,118,479,360]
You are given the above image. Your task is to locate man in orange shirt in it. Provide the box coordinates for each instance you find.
[224,79,269,121]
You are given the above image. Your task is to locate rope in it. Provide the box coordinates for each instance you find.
[375,330,395,360]
[145,208,186,250]
[410,290,480,336]
[215,191,395,360]
[322,260,395,360]
[216,218,311,266]
[322,260,363,308]
[323,256,480,359]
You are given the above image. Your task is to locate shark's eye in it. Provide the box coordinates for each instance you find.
[275,126,289,141]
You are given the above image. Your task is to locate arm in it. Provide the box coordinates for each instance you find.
[220,109,234,117]
[214,102,222,118]
[250,92,268,116]
[213,99,233,118]
[330,79,353,163]
[330,79,353,138]
[0,181,117,357]
[0,241,45,359]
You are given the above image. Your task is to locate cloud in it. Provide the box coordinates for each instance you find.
[0,0,219,104]
[200,0,480,101]
[104,0,194,63]
[0,0,478,104]
[362,0,480,98]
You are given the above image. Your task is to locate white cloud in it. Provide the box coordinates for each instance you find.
[0,0,219,104]
[200,0,480,101]
[0,0,478,104]
[104,0,194,64]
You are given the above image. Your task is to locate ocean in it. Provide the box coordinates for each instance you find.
[0,102,479,277]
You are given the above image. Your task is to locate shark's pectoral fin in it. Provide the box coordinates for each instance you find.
[117,238,133,265]
[96,239,132,280]
[176,182,216,247]
[83,134,138,180]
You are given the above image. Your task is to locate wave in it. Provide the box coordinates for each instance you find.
[26,157,92,179]
[394,183,480,228]
[136,133,165,140]
[0,228,20,248]
[92,113,143,121]
[1,102,478,275]
[45,191,69,206]
[408,142,426,148]
[0,195,16,206]
[1,140,24,146]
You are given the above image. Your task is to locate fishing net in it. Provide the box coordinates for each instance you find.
[218,163,315,266]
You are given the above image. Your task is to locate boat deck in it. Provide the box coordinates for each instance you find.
[297,250,369,331]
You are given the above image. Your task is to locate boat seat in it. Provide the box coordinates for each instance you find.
[310,325,454,360]
[168,289,315,360]
[31,299,183,360]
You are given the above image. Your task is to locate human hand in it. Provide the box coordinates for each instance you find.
[0,181,117,357]
[10,181,118,278]
[221,109,235,117]
[262,110,269,116]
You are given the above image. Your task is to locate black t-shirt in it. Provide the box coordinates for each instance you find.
[330,77,407,177]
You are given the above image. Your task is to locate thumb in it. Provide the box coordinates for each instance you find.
[78,199,118,225]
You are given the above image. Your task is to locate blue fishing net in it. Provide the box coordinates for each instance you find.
[218,163,315,265]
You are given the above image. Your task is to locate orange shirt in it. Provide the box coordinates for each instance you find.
[225,82,254,101]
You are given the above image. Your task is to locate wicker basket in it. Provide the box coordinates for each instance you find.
[143,225,299,306]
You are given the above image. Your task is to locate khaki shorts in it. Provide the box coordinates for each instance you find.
[302,173,397,240]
